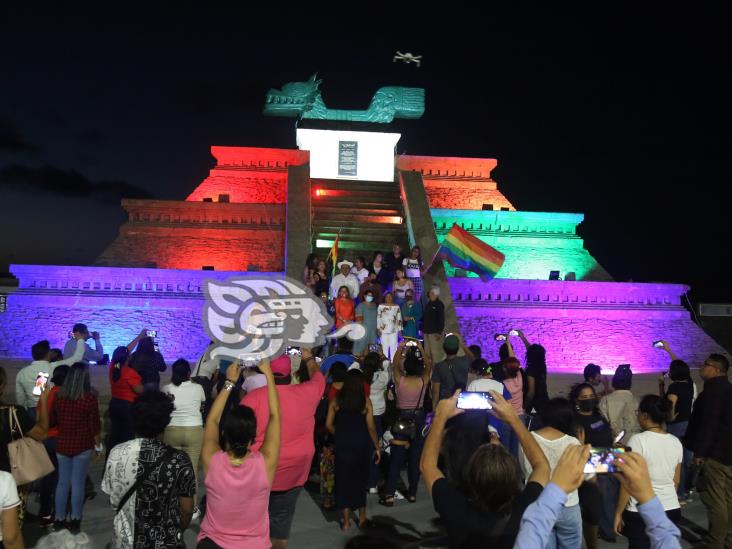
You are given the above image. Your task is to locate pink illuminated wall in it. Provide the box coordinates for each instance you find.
[449,278,728,373]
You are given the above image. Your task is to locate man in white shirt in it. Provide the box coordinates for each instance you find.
[16,337,85,417]
[62,323,104,364]
[351,257,370,286]
[330,260,360,300]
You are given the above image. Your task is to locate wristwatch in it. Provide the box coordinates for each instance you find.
[223,380,236,392]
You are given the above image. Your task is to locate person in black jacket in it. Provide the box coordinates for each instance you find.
[684,353,732,549]
[130,337,166,391]
[422,286,445,364]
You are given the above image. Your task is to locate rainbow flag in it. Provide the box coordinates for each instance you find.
[437,224,505,281]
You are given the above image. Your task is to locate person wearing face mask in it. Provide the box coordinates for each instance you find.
[571,382,616,546]
[353,290,378,356]
[583,364,611,398]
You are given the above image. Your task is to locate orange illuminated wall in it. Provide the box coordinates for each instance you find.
[186,146,309,204]
[397,155,515,211]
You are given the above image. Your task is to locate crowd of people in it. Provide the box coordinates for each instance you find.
[0,248,729,548]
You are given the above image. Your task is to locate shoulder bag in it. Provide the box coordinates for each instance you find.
[6,406,55,485]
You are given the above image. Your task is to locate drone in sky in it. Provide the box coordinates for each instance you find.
[393,51,422,67]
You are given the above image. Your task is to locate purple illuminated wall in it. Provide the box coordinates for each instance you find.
[449,278,728,373]
[0,265,282,361]
[1,266,727,371]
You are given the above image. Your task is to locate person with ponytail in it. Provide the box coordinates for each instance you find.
[108,346,143,451]
[198,359,281,548]
[614,394,683,548]
[162,359,206,489]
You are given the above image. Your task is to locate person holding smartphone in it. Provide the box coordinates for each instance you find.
[16,337,85,419]
[62,323,104,364]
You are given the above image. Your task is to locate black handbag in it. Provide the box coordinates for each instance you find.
[390,379,424,441]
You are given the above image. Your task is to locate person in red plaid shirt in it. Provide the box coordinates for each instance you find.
[50,363,102,533]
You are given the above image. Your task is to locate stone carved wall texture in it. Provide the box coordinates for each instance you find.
[3,147,725,367]
[0,266,280,360]
[2,268,727,370]
[397,155,515,211]
[448,278,729,372]
[95,200,286,271]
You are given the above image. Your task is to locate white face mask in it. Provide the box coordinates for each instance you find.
[365,295,374,303]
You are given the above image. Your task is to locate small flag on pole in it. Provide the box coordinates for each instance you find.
[327,231,340,276]
[437,224,505,281]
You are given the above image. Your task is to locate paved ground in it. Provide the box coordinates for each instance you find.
[20,469,709,548]
[1,359,711,548]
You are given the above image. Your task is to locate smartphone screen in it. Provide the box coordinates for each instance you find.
[456,391,493,410]
[584,447,626,474]
[33,372,49,396]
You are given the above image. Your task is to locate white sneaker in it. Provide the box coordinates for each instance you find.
[394,490,405,500]
[369,488,378,494]
[191,507,201,521]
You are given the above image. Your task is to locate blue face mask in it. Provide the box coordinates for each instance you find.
[365,295,374,303]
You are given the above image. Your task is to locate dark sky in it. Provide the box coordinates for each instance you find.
[1,5,730,302]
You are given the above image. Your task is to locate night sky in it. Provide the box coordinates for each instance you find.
[1,6,729,303]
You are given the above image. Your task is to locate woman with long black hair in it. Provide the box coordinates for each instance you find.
[326,370,380,530]
[658,359,695,500]
[381,340,432,506]
[519,397,583,548]
[130,336,166,391]
[163,359,205,487]
[108,346,143,451]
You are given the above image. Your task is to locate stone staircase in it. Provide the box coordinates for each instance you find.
[311,178,409,261]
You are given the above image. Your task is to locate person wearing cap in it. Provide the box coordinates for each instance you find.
[329,261,360,301]
[242,348,325,549]
[422,286,446,363]
[598,364,639,445]
[430,333,475,407]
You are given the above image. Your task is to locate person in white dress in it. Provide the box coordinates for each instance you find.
[377,293,403,361]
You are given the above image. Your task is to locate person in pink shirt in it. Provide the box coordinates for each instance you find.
[242,348,325,549]
[198,359,281,549]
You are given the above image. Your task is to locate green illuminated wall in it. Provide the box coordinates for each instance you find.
[430,209,612,281]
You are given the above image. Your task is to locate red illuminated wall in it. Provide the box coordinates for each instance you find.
[186,146,309,204]
[96,200,286,271]
[397,155,515,211]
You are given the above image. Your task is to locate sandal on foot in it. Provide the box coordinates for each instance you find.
[378,495,395,507]
[407,495,417,503]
